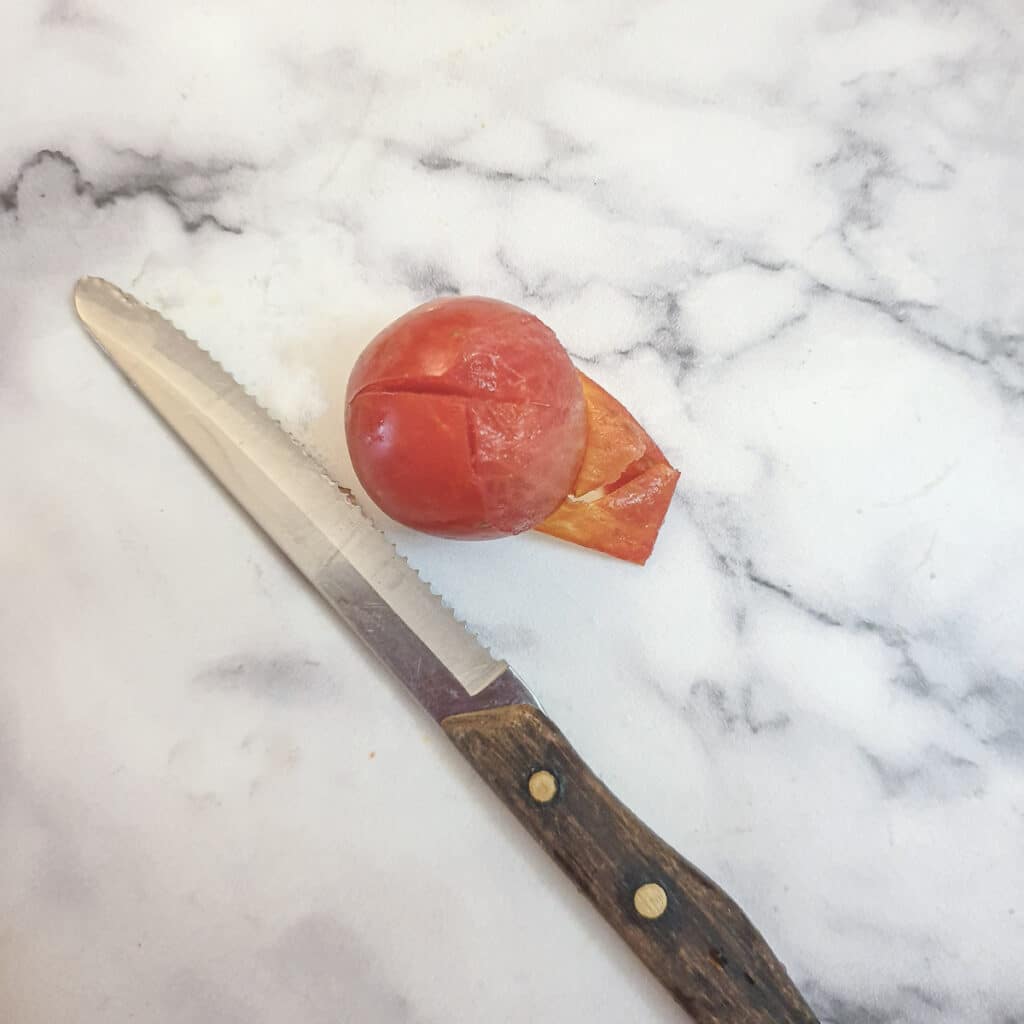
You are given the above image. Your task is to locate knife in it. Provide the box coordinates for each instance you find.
[73,277,818,1024]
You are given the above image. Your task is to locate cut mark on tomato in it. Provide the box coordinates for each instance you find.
[350,376,554,409]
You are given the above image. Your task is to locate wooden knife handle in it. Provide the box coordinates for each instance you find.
[441,702,818,1023]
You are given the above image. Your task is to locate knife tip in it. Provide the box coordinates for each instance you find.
[73,276,135,321]
[74,274,107,301]
[73,275,99,314]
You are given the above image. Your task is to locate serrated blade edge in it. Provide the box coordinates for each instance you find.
[73,277,518,716]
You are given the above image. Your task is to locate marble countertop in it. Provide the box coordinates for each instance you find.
[3,2,1023,1021]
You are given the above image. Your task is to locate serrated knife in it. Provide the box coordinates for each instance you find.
[73,277,817,1024]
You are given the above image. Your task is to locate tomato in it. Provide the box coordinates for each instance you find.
[535,373,679,564]
[346,300,678,562]
[345,297,587,537]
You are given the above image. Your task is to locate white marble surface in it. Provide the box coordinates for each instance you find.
[3,2,1023,1021]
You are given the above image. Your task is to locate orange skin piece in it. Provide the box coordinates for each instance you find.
[535,373,680,565]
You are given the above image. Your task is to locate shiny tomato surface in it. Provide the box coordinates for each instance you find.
[345,297,587,537]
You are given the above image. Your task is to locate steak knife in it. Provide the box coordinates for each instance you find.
[73,277,818,1024]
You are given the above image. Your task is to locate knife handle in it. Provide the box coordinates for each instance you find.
[441,702,817,1024]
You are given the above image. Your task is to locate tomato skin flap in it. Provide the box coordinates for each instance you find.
[535,373,680,565]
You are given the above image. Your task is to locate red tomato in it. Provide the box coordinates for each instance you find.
[536,373,680,564]
[345,297,587,537]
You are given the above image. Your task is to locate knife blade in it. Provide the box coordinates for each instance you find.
[73,277,818,1024]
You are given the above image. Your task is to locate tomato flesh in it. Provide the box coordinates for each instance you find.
[345,297,587,538]
[535,373,679,564]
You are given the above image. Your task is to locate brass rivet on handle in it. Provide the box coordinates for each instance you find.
[527,769,558,803]
[634,882,668,920]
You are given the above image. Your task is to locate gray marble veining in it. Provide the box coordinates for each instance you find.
[2,2,1022,1021]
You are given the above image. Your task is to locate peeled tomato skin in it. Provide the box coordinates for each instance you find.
[344,297,587,538]
[535,462,680,565]
[535,370,680,564]
[572,374,650,497]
